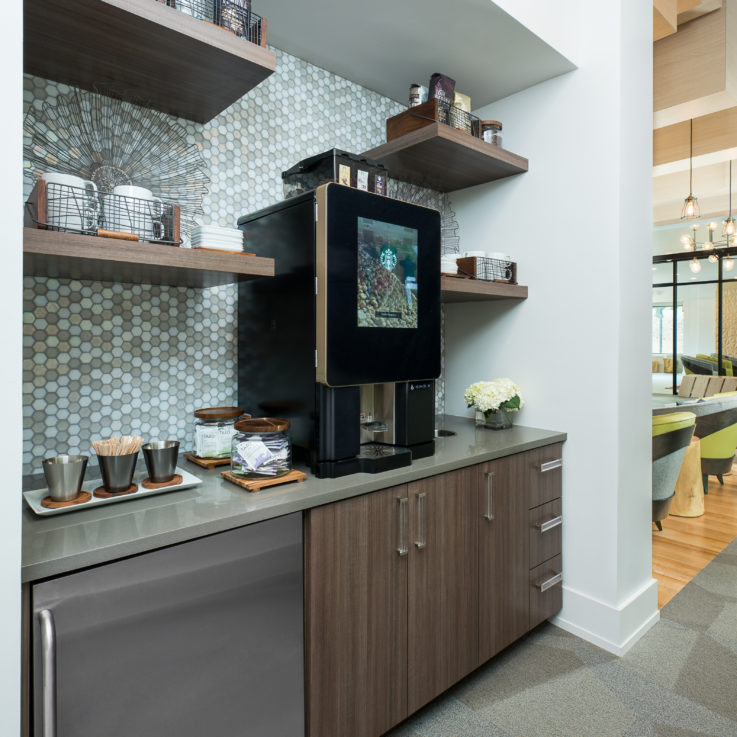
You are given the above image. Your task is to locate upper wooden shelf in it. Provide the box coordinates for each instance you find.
[24,228,274,288]
[363,124,529,192]
[23,0,276,123]
[441,277,528,303]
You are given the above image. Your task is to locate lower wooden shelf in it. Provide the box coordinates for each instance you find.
[23,228,274,287]
[441,276,528,303]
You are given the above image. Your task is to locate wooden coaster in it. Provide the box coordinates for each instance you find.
[41,491,92,509]
[220,469,307,493]
[93,483,139,498]
[183,452,230,469]
[141,474,183,490]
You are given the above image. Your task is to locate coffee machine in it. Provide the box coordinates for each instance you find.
[237,183,441,478]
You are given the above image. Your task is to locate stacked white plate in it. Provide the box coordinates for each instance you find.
[191,225,245,252]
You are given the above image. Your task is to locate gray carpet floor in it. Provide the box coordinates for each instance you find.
[386,538,737,737]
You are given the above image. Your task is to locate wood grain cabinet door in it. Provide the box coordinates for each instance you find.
[304,484,409,737]
[478,453,530,663]
[407,467,478,713]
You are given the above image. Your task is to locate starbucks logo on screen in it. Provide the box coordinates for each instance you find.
[380,246,398,270]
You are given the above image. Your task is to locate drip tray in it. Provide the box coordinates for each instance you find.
[358,443,412,473]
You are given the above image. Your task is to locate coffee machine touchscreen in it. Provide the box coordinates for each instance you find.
[357,217,418,328]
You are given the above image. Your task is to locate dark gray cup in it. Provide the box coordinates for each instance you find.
[142,441,180,483]
[43,455,89,501]
[97,452,139,492]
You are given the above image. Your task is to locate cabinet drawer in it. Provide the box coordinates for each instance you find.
[529,554,562,628]
[527,443,563,508]
[529,498,562,569]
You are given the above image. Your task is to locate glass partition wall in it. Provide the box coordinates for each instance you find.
[652,251,737,395]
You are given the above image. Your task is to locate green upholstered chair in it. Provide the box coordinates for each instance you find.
[656,395,737,494]
[696,354,734,376]
[652,412,696,531]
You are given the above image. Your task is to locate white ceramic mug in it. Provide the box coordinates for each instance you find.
[109,186,165,240]
[42,172,98,232]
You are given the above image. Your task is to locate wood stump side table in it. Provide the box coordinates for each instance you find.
[670,437,704,517]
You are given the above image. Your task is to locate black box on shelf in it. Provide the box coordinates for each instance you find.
[282,149,389,199]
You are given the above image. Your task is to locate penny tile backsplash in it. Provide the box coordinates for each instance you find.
[23,50,456,474]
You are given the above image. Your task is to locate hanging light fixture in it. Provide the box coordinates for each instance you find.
[689,256,702,273]
[724,256,735,271]
[723,160,735,239]
[681,119,700,220]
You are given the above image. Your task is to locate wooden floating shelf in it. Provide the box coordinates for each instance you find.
[441,277,528,303]
[363,124,529,192]
[24,0,276,123]
[24,228,275,288]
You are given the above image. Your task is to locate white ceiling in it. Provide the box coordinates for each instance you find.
[257,0,576,108]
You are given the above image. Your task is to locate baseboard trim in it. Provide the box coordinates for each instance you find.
[550,578,660,655]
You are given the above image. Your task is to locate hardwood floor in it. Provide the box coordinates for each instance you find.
[652,467,737,608]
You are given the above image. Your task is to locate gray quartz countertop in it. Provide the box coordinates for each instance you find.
[22,415,566,582]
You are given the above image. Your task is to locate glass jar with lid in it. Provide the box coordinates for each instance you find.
[480,120,503,147]
[231,417,292,478]
[193,406,246,459]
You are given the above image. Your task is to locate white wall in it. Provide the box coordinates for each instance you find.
[0,0,23,732]
[446,0,657,653]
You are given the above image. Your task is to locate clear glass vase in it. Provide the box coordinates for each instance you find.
[475,407,513,430]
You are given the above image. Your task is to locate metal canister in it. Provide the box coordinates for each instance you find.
[481,120,503,146]
[409,84,426,107]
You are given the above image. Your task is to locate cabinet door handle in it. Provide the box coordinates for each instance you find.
[397,497,409,556]
[415,492,426,549]
[536,572,563,592]
[535,515,562,533]
[483,471,495,521]
[39,609,57,737]
[540,459,562,473]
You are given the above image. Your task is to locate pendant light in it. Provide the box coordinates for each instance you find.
[723,160,735,239]
[689,256,702,273]
[681,119,700,220]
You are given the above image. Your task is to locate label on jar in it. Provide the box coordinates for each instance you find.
[338,164,351,187]
[236,440,273,470]
[357,169,369,191]
[195,424,235,458]
[374,175,386,196]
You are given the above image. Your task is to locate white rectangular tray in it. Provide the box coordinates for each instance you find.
[23,466,202,516]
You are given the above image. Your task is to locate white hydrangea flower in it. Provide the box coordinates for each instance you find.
[464,378,524,413]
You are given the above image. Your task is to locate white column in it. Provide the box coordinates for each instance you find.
[0,0,24,730]
[445,0,656,654]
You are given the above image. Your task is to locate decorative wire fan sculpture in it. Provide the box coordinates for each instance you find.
[24,87,210,244]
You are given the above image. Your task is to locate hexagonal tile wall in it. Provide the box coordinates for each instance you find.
[22,49,456,474]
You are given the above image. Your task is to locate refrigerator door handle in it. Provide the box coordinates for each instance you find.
[39,609,57,737]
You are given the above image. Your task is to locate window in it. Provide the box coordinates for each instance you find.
[652,304,683,354]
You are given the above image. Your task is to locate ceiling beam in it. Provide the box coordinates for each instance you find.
[654,0,736,127]
[654,0,678,40]
[654,107,737,166]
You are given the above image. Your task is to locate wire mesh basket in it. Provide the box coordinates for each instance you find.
[386,98,484,142]
[456,256,517,284]
[163,0,267,45]
[25,180,181,245]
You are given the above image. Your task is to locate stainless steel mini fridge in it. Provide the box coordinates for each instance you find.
[31,513,304,737]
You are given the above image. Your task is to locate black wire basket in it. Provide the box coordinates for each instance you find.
[456,256,517,284]
[163,0,267,45]
[25,180,182,246]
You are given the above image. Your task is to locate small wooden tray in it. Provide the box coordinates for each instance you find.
[183,452,230,469]
[221,469,307,492]
[141,474,183,490]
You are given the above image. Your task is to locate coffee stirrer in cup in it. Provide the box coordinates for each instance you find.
[92,435,144,456]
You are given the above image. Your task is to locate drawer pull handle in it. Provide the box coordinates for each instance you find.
[397,497,408,556]
[483,471,494,521]
[535,515,562,533]
[536,572,563,592]
[415,492,426,549]
[540,459,562,473]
